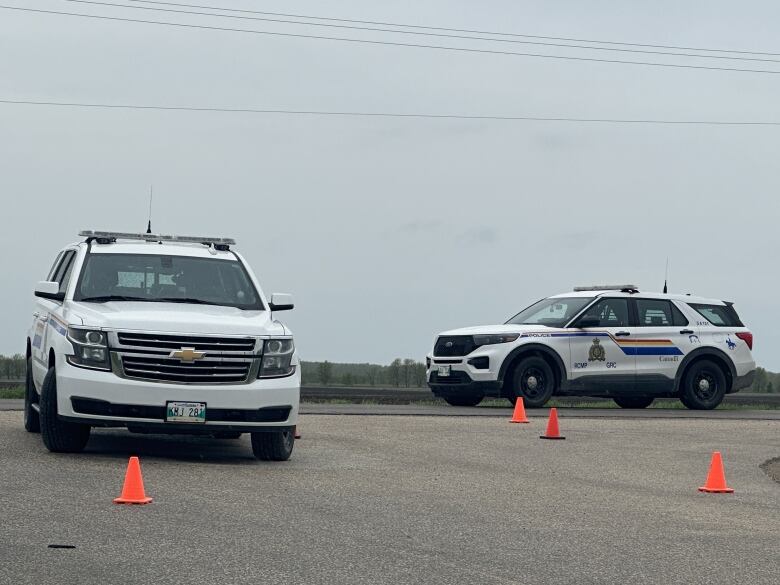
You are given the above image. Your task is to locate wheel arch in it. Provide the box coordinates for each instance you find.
[674,347,735,394]
[498,343,567,395]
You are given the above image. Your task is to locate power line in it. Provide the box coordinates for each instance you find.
[58,0,780,64]
[123,0,780,58]
[3,5,780,75]
[2,98,779,127]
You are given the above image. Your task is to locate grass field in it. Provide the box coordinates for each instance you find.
[0,387,23,399]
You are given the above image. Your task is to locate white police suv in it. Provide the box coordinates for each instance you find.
[25,231,299,460]
[427,285,755,410]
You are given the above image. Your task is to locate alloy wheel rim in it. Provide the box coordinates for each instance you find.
[521,367,546,398]
[694,371,717,401]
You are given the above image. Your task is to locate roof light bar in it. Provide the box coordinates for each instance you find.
[573,285,639,292]
[79,230,236,246]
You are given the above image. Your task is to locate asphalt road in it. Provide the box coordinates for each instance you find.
[0,411,778,585]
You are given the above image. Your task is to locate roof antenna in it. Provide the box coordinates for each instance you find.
[146,185,153,234]
[663,257,669,294]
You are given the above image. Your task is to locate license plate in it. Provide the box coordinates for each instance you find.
[166,401,206,423]
[437,365,451,377]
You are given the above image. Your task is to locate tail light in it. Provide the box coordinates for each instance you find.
[735,332,753,350]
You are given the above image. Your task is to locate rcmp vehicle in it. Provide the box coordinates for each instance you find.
[427,285,755,410]
[25,231,299,460]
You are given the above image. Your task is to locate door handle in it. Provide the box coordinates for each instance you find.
[680,329,694,335]
[615,331,631,337]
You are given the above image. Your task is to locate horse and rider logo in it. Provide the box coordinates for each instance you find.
[726,337,737,350]
[588,338,606,362]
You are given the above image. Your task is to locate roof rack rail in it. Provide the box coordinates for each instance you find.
[573,284,639,293]
[79,230,236,249]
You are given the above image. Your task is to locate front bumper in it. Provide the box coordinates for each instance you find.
[55,359,300,430]
[427,370,503,399]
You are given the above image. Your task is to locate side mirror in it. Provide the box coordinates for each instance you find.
[269,293,294,311]
[575,316,600,328]
[34,281,65,302]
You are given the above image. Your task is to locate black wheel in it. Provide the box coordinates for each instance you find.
[680,360,727,410]
[39,367,90,453]
[214,431,242,439]
[510,356,556,408]
[24,357,40,433]
[443,394,484,407]
[613,396,654,409]
[251,430,294,461]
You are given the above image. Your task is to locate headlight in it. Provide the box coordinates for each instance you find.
[472,334,519,348]
[67,327,110,371]
[259,338,295,378]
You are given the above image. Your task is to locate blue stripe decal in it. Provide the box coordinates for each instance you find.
[48,318,67,336]
[520,331,682,356]
[621,347,684,356]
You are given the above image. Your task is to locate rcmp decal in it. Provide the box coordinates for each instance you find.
[520,331,683,356]
[726,337,737,350]
[32,321,45,348]
[48,315,67,336]
[588,338,606,362]
[688,334,700,344]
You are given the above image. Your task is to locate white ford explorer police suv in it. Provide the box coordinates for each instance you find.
[25,231,300,460]
[427,285,756,410]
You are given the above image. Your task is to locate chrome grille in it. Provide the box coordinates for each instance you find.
[111,331,259,384]
[117,332,256,353]
[121,355,251,383]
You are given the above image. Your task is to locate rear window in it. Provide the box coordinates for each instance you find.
[688,303,744,327]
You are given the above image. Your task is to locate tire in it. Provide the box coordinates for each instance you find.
[251,429,294,461]
[613,396,654,409]
[443,394,484,407]
[680,359,727,410]
[24,357,40,433]
[510,356,556,408]
[39,367,91,453]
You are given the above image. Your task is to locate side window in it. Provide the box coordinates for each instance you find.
[55,251,76,294]
[578,298,630,327]
[670,303,689,327]
[636,299,673,327]
[46,252,64,280]
[635,299,689,327]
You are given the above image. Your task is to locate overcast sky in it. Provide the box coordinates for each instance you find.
[1,1,779,368]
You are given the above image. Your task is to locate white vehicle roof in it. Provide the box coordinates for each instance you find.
[75,240,238,259]
[548,289,728,306]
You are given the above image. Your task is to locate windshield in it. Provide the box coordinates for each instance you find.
[505,296,593,327]
[74,253,264,310]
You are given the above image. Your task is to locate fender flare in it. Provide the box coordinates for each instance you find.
[498,343,567,388]
[674,347,737,393]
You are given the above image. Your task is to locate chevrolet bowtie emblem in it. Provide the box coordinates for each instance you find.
[169,347,206,362]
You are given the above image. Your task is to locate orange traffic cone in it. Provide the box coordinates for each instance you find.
[540,407,565,440]
[294,425,301,440]
[509,397,530,424]
[698,451,734,493]
[113,456,153,504]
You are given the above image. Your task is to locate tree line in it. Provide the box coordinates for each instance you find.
[301,359,427,388]
[2,353,779,392]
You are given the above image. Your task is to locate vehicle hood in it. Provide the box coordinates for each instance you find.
[66,301,288,336]
[438,324,560,337]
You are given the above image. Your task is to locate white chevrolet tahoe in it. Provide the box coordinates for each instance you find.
[25,231,300,460]
[427,285,756,410]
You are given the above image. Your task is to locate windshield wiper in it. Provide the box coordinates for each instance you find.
[79,295,149,303]
[155,297,223,306]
